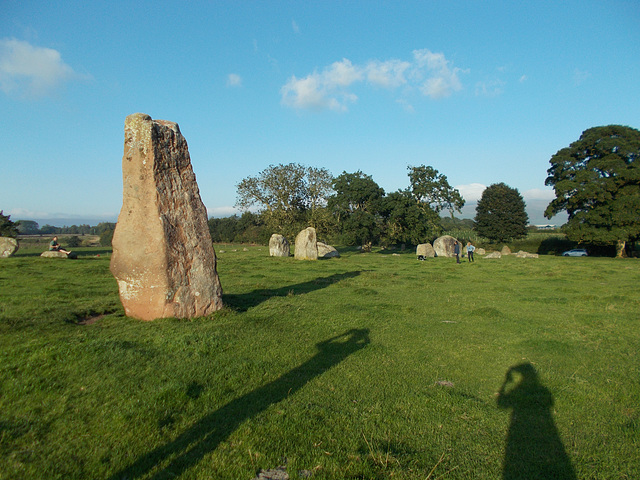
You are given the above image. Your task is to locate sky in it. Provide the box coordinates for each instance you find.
[1,0,639,227]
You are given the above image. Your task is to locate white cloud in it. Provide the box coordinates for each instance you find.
[280,59,361,112]
[366,59,410,88]
[412,49,464,98]
[226,73,242,87]
[0,38,80,98]
[292,19,300,34]
[281,49,466,111]
[455,183,486,202]
[324,58,362,86]
[519,74,528,83]
[207,206,240,218]
[6,207,49,218]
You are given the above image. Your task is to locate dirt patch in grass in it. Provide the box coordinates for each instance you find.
[77,314,106,325]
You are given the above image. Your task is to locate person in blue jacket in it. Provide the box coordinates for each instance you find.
[466,242,475,262]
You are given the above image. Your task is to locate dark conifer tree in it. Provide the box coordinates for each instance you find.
[475,183,528,243]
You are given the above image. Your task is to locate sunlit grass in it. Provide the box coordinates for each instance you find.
[0,245,638,479]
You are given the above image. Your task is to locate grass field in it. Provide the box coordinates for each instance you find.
[0,245,638,479]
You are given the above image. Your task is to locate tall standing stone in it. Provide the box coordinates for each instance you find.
[294,227,318,260]
[110,113,223,321]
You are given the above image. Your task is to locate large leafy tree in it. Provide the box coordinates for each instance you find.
[381,190,441,245]
[15,220,39,235]
[475,183,528,243]
[407,165,465,219]
[236,163,333,239]
[328,171,385,246]
[544,125,640,257]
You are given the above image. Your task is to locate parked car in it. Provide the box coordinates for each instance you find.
[562,248,588,257]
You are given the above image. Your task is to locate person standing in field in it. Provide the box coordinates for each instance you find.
[466,242,475,262]
[49,236,72,255]
[454,240,461,264]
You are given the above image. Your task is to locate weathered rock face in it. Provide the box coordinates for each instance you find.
[0,237,19,258]
[500,245,512,255]
[516,250,539,258]
[433,235,459,258]
[41,250,69,258]
[476,248,486,256]
[416,243,436,258]
[269,234,290,257]
[110,113,223,321]
[484,251,502,259]
[317,241,340,258]
[294,227,318,260]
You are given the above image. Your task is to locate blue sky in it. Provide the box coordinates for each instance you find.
[1,0,638,227]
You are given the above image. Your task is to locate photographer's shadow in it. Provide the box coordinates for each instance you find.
[497,363,577,480]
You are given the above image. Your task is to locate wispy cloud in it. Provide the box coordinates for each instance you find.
[573,68,590,86]
[475,78,505,97]
[366,59,411,88]
[281,59,361,112]
[0,38,84,98]
[226,73,242,87]
[292,19,300,34]
[455,185,556,203]
[207,206,240,218]
[412,49,465,99]
[281,49,467,112]
[522,188,555,201]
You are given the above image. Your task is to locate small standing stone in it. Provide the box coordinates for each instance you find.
[294,227,318,260]
[516,250,539,258]
[0,237,19,258]
[317,241,340,258]
[269,234,290,257]
[416,243,436,259]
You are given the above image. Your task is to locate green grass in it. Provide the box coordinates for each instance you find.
[1,245,638,479]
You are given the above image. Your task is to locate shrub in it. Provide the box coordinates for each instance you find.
[0,210,19,238]
[66,236,82,248]
[100,229,114,247]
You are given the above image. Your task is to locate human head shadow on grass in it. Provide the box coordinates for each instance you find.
[497,362,577,480]
[107,328,370,480]
[223,270,363,312]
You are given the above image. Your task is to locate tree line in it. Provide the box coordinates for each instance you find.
[8,220,117,236]
[222,125,639,256]
[3,125,637,256]
[224,163,530,247]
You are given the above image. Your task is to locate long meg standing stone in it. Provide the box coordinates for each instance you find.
[110,113,223,320]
